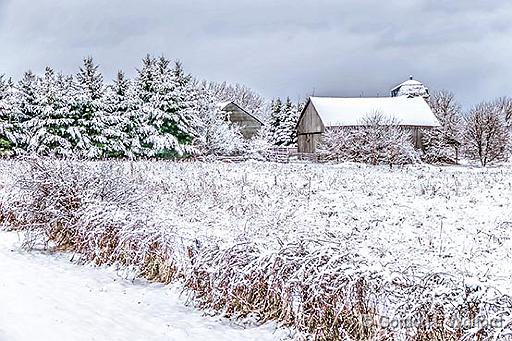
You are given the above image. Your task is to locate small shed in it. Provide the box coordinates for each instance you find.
[296,96,440,153]
[218,101,263,139]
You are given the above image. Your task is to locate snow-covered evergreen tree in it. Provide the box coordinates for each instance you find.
[268,97,300,146]
[14,70,41,153]
[0,75,18,155]
[27,67,74,156]
[268,98,282,145]
[282,97,300,146]
[104,71,141,158]
[134,55,196,158]
[69,57,107,158]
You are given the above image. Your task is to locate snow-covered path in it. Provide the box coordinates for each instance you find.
[0,232,286,341]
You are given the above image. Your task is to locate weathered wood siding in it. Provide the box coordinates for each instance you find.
[298,133,322,153]
[408,126,424,149]
[222,103,262,139]
[297,101,325,134]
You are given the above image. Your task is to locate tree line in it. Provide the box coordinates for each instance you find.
[0,55,275,158]
[2,56,508,166]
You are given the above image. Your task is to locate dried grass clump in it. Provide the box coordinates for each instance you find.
[185,240,385,340]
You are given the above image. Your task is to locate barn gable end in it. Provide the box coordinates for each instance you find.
[297,99,325,134]
[218,102,263,139]
[296,100,325,153]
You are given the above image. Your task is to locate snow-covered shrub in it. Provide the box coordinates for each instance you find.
[242,125,275,160]
[422,128,458,164]
[318,113,420,166]
[317,127,351,161]
[191,84,246,156]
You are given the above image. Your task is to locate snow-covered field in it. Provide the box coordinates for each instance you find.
[1,159,512,340]
[0,231,286,341]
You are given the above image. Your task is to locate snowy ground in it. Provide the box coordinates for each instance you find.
[101,160,512,294]
[1,159,512,339]
[0,232,287,341]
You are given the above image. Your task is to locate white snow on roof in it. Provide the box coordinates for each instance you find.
[390,79,423,92]
[216,101,233,110]
[310,96,440,127]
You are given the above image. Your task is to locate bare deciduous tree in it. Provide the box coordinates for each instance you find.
[205,81,267,119]
[494,96,512,126]
[464,101,510,166]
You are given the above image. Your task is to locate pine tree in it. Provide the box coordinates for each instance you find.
[268,98,283,145]
[13,70,41,153]
[134,55,196,158]
[268,97,300,146]
[104,71,141,158]
[69,57,107,158]
[28,68,75,156]
[136,54,158,103]
[152,59,196,157]
[282,97,300,146]
[0,75,17,154]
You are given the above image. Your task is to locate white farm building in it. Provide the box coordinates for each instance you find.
[296,77,440,153]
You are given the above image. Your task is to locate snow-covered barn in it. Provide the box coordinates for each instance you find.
[296,96,440,153]
[218,101,263,139]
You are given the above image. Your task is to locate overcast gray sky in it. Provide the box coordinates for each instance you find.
[1,0,511,108]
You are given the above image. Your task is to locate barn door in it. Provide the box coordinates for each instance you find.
[306,134,316,153]
[298,133,317,153]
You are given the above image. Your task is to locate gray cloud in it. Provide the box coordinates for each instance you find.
[0,0,511,108]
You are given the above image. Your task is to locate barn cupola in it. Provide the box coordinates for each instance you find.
[390,75,429,99]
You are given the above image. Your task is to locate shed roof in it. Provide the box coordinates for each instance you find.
[309,96,440,127]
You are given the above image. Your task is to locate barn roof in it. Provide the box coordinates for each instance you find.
[217,101,233,110]
[308,96,440,127]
